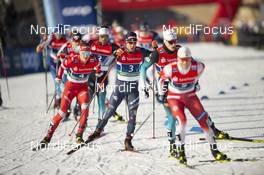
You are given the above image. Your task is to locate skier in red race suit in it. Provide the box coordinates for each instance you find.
[158,46,229,164]
[37,44,101,148]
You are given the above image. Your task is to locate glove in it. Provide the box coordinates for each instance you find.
[94,65,102,77]
[156,94,166,103]
[115,48,124,57]
[95,72,104,77]
[57,53,66,59]
[195,82,200,92]
[151,40,158,49]
[143,87,150,99]
[55,78,62,84]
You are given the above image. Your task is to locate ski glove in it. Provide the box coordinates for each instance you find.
[157,94,166,103]
[143,87,150,99]
[151,40,158,49]
[55,78,62,84]
[115,48,124,57]
[195,82,200,92]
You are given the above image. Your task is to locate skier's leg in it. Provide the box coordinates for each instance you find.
[98,91,106,120]
[97,72,108,120]
[76,90,89,135]
[126,91,139,137]
[164,105,176,142]
[46,82,75,139]
[96,87,124,131]
[167,98,187,163]
[185,95,228,160]
[167,99,186,145]
[185,95,215,144]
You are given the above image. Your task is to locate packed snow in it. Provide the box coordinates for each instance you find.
[0,43,264,175]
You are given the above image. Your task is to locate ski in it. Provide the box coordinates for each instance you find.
[199,136,264,143]
[66,133,107,155]
[110,120,142,124]
[199,158,259,163]
[32,143,49,151]
[118,148,142,154]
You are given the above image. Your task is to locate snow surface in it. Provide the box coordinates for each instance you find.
[0,43,264,175]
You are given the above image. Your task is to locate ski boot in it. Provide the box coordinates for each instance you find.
[88,128,102,141]
[213,127,230,139]
[210,144,229,162]
[113,112,124,121]
[124,136,134,151]
[32,137,50,151]
[76,133,84,144]
[169,141,178,158]
[177,145,187,165]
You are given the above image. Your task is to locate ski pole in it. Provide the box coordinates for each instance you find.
[0,39,10,100]
[92,76,98,114]
[68,62,116,136]
[124,96,128,121]
[42,46,49,109]
[46,93,56,113]
[152,64,156,139]
[134,111,153,136]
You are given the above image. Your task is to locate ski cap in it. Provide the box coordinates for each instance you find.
[72,32,82,41]
[126,32,137,42]
[98,26,110,36]
[163,29,177,41]
[178,46,192,59]
[115,26,123,33]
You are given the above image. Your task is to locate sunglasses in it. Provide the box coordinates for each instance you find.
[168,40,177,45]
[80,51,91,57]
[178,57,191,61]
[99,35,109,38]
[127,41,137,45]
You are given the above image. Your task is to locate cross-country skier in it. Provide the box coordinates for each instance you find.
[158,46,229,164]
[86,26,124,122]
[88,32,152,151]
[135,21,161,51]
[112,26,126,47]
[141,29,230,158]
[36,29,67,109]
[57,31,82,119]
[37,44,101,148]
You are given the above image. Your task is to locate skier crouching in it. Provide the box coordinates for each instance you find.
[158,46,229,164]
[36,44,101,149]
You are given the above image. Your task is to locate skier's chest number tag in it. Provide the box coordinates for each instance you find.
[118,64,140,73]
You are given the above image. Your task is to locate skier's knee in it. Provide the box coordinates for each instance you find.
[81,103,89,110]
[58,109,67,118]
